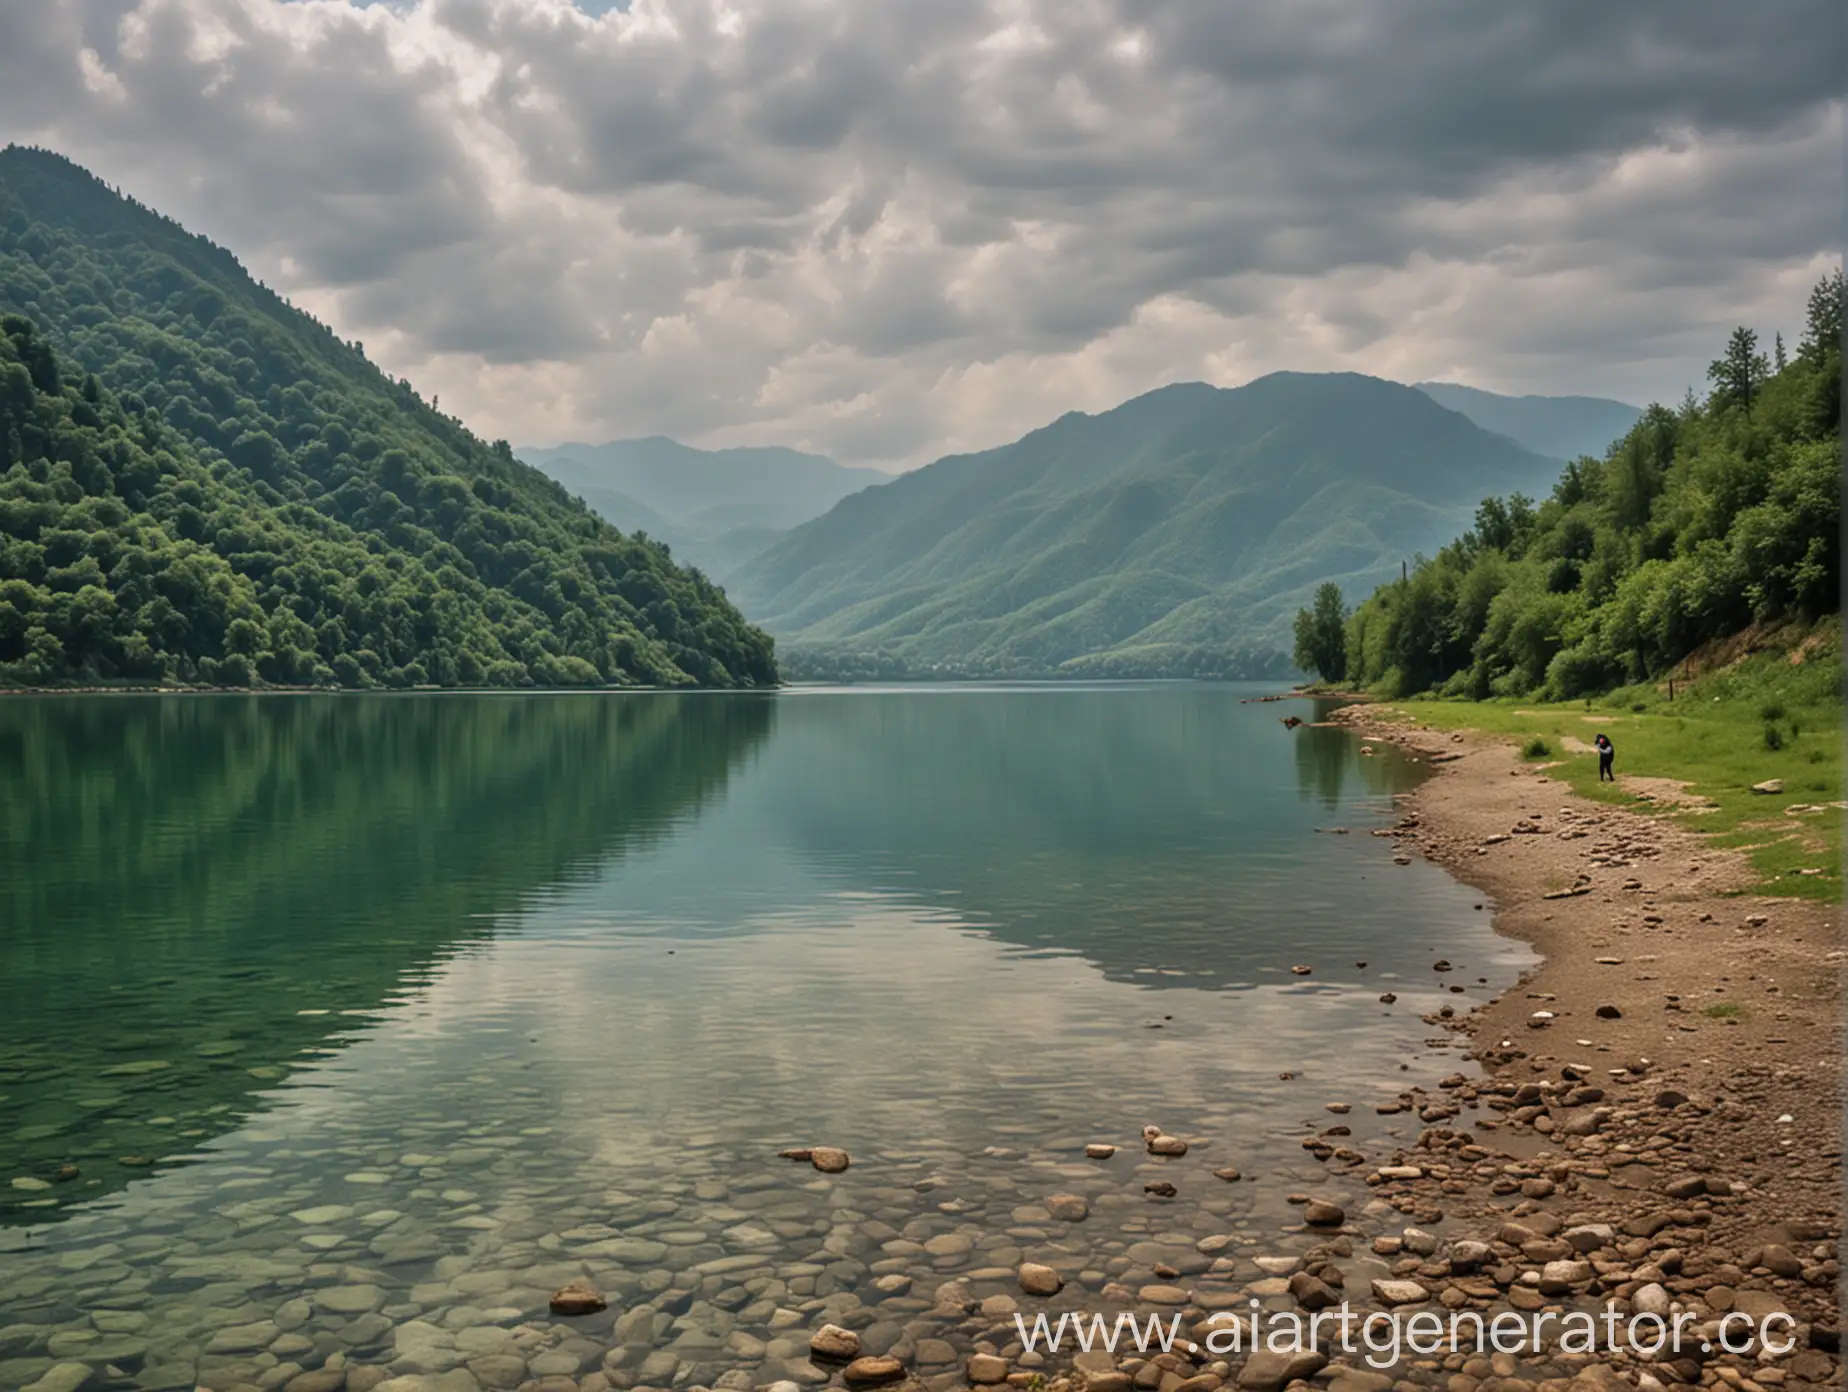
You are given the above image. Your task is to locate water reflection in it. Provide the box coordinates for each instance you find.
[0,693,773,1222]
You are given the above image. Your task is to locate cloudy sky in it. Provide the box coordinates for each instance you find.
[1,0,1840,467]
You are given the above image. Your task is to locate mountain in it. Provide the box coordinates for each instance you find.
[1414,381,1643,462]
[729,373,1569,674]
[519,437,885,580]
[0,146,775,688]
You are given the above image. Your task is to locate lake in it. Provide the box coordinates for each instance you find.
[0,686,1533,1390]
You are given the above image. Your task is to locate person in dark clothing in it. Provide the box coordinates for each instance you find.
[1595,733,1615,782]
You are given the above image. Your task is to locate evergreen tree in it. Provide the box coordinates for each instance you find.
[1798,269,1844,365]
[1707,326,1770,415]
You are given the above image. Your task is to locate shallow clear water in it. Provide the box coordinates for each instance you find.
[0,687,1533,1390]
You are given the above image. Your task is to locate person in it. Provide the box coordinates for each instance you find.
[1595,733,1614,782]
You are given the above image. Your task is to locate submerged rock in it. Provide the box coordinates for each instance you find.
[1303,1199,1345,1227]
[842,1354,906,1386]
[809,1324,861,1361]
[1018,1262,1064,1296]
[548,1279,606,1316]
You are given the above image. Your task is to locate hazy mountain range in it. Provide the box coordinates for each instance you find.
[517,438,886,579]
[1414,382,1644,462]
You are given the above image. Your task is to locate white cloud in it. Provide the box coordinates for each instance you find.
[1,0,1840,464]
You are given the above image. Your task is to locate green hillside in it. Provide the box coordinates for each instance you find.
[0,146,776,689]
[730,372,1568,675]
[1341,274,1841,697]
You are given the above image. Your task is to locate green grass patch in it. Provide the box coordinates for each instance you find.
[1522,736,1552,759]
[1702,1002,1747,1020]
[1372,635,1842,900]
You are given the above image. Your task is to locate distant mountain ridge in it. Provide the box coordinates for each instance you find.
[519,437,886,580]
[730,371,1569,674]
[1414,381,1643,463]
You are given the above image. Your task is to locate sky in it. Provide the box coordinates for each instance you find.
[0,0,1841,468]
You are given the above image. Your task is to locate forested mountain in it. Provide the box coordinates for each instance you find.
[1413,382,1643,462]
[1340,275,1841,696]
[729,372,1567,675]
[0,146,776,689]
[519,436,884,580]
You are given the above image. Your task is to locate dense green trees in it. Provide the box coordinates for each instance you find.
[0,146,776,688]
[1292,582,1348,682]
[1345,273,1842,698]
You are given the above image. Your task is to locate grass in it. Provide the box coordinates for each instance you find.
[1702,1002,1747,1020]
[1369,631,1842,901]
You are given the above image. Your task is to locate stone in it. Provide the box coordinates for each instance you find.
[842,1355,905,1387]
[1085,1144,1117,1159]
[1370,1279,1428,1306]
[548,1279,606,1316]
[23,1365,95,1392]
[372,1376,479,1392]
[967,1353,1009,1384]
[208,1320,281,1354]
[317,1285,384,1316]
[1288,1273,1339,1311]
[1752,779,1784,795]
[1539,1260,1591,1292]
[913,1339,956,1366]
[1562,1225,1613,1253]
[1019,1263,1064,1296]
[462,1356,527,1391]
[1758,1244,1803,1278]
[1303,1199,1345,1227]
[1237,1349,1327,1390]
[1146,1134,1188,1156]
[1631,1283,1672,1318]
[1046,1193,1090,1221]
[810,1147,851,1174]
[810,1325,861,1361]
[1138,1284,1189,1305]
[284,1373,351,1392]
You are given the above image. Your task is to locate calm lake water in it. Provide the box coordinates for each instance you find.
[0,687,1533,1390]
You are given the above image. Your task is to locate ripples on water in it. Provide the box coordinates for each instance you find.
[0,687,1534,1389]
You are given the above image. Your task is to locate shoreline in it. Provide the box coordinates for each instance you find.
[1027,706,1841,1392]
[1313,707,1841,1375]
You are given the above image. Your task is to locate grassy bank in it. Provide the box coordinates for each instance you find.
[1355,631,1842,900]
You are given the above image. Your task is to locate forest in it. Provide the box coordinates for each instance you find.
[0,146,776,689]
[1299,272,1842,698]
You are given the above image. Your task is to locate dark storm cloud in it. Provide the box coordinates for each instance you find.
[0,0,1839,463]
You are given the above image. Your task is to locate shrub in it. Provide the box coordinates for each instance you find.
[1523,736,1552,758]
[1762,722,1785,751]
